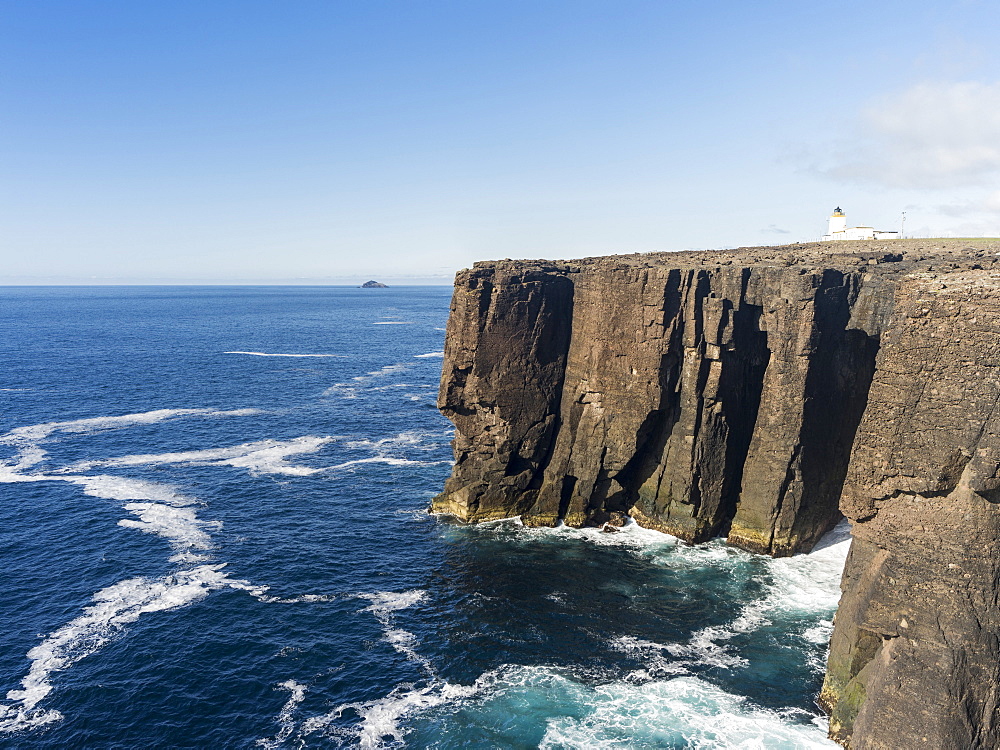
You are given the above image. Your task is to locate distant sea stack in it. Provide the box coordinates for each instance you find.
[432,239,1000,749]
[360,280,388,288]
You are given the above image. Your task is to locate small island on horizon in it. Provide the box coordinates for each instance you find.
[360,280,388,288]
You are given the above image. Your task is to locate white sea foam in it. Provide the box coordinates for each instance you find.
[666,520,853,671]
[353,363,410,381]
[766,519,852,614]
[232,578,336,604]
[324,431,450,472]
[0,465,65,485]
[322,359,420,398]
[71,475,193,504]
[293,574,842,749]
[360,589,427,618]
[458,516,852,677]
[414,351,444,358]
[610,636,693,680]
[259,513,845,749]
[359,590,436,679]
[322,383,358,398]
[298,588,460,747]
[268,602,461,749]
[665,620,754,670]
[118,502,217,561]
[0,408,260,471]
[302,680,478,748]
[345,431,429,451]
[0,408,259,447]
[224,351,344,357]
[213,408,263,417]
[461,516,682,557]
[547,517,681,551]
[0,565,235,734]
[338,664,831,747]
[0,407,349,732]
[67,436,334,477]
[535,672,837,749]
[384,629,433,673]
[0,409,202,448]
[328,456,449,471]
[324,361,413,398]
[0,464,217,562]
[256,680,308,749]
[259,593,337,604]
[372,321,412,325]
[0,460,218,567]
[301,664,835,749]
[802,620,835,645]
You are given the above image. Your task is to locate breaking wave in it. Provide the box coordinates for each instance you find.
[288,667,834,748]
[665,520,852,672]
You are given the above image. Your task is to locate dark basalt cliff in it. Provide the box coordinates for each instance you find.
[432,239,1000,748]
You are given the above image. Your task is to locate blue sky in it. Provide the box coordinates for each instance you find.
[2,0,999,283]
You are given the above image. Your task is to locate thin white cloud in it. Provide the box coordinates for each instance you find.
[937,190,1000,217]
[823,81,1000,189]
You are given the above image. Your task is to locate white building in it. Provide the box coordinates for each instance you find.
[822,207,899,241]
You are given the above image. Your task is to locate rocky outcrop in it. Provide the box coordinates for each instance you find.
[433,265,573,520]
[436,243,906,554]
[821,267,1000,749]
[432,238,1000,748]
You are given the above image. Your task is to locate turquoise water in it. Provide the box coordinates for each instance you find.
[0,286,841,747]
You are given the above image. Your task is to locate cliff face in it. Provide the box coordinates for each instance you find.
[437,245,899,555]
[433,239,1000,748]
[821,267,1000,748]
[434,265,573,521]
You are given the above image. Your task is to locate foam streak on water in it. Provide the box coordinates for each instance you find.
[0,411,243,730]
[64,435,335,476]
[0,408,261,472]
[255,680,308,749]
[296,588,454,748]
[224,351,344,357]
[0,387,454,734]
[0,565,234,733]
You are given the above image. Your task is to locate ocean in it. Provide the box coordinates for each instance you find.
[0,286,843,748]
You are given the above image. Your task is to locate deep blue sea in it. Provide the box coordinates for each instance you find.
[0,286,844,748]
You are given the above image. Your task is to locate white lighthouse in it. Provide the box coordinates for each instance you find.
[828,207,847,236]
[822,207,899,241]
